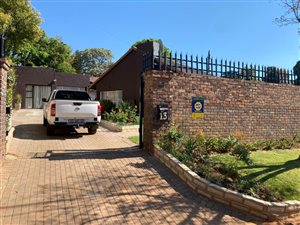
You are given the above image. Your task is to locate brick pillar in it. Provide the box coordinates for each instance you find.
[143,70,173,154]
[0,58,9,159]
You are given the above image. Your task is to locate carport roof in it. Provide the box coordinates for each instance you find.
[15,66,91,88]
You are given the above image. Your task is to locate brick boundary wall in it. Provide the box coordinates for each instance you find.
[143,70,300,153]
[0,58,9,159]
[153,146,300,220]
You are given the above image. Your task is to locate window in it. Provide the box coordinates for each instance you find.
[25,85,33,108]
[100,90,123,106]
[54,90,91,101]
[56,86,85,91]
[25,85,51,109]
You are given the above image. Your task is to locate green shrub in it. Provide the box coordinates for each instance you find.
[119,101,130,112]
[262,140,275,150]
[204,136,237,153]
[250,184,282,202]
[134,116,140,125]
[293,132,300,143]
[195,132,206,145]
[204,137,221,153]
[215,162,239,180]
[275,138,293,149]
[231,144,252,164]
[257,185,282,202]
[158,124,184,153]
[100,99,115,116]
[206,171,226,186]
[6,68,17,131]
[166,124,184,145]
[15,93,22,104]
[221,137,238,153]
[7,68,17,108]
[234,179,257,195]
[193,163,214,178]
[183,137,199,155]
[104,100,139,124]
[245,142,260,151]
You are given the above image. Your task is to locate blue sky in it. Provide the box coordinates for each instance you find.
[31,0,299,69]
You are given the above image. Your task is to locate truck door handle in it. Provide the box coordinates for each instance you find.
[73,102,82,106]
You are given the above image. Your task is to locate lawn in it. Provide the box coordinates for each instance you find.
[212,149,300,201]
[128,136,139,145]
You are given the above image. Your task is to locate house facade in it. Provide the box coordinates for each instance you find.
[15,66,90,109]
[89,41,160,106]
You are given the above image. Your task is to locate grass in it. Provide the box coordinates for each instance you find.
[128,136,139,145]
[212,149,300,201]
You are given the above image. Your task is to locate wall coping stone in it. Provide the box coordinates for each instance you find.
[153,145,300,220]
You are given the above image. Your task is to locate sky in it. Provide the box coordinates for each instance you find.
[31,0,300,69]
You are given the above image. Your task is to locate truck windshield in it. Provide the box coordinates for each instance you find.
[54,91,91,101]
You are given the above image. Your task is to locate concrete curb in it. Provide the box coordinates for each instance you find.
[100,120,139,132]
[153,146,300,220]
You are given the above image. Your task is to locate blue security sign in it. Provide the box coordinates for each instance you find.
[192,97,204,118]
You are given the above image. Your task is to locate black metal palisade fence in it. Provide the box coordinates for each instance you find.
[143,51,298,85]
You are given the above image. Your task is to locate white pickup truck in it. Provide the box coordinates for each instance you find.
[43,89,101,135]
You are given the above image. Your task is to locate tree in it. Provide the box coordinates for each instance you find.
[0,11,11,32]
[132,38,170,55]
[14,35,76,73]
[276,0,300,33]
[0,0,43,56]
[72,48,113,76]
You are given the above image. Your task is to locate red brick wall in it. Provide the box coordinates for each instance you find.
[0,59,9,159]
[143,70,300,153]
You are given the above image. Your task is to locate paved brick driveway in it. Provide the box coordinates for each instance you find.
[0,109,279,224]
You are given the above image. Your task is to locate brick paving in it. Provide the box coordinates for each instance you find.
[0,109,294,225]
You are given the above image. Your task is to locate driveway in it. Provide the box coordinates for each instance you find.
[0,109,271,224]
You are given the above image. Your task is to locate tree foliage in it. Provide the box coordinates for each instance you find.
[72,48,113,76]
[14,35,76,73]
[276,0,300,28]
[6,65,17,129]
[0,0,43,56]
[0,10,11,32]
[132,38,170,55]
[6,65,17,109]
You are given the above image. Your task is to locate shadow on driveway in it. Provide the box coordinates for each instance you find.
[13,124,94,140]
[30,147,261,224]
[31,147,141,160]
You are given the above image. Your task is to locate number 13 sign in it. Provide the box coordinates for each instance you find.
[157,104,169,121]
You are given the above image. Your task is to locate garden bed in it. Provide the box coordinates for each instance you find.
[100,120,139,132]
[153,146,300,220]
[100,100,139,132]
[212,149,300,201]
[155,125,300,219]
